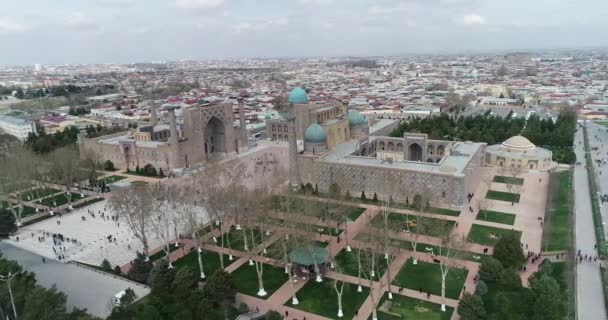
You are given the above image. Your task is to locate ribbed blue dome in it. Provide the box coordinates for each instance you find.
[304,123,326,143]
[348,110,367,126]
[288,87,309,104]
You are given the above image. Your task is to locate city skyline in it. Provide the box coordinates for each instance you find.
[1,0,607,65]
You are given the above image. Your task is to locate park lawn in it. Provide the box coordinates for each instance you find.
[173,248,234,277]
[20,206,38,217]
[427,207,461,217]
[122,170,164,179]
[39,192,84,207]
[220,228,265,252]
[264,239,328,260]
[346,207,366,221]
[334,248,389,279]
[485,190,521,203]
[371,212,455,237]
[476,210,516,225]
[101,175,127,184]
[14,187,62,201]
[130,181,149,187]
[5,204,39,218]
[266,217,343,237]
[289,280,369,319]
[543,170,573,251]
[376,293,453,320]
[392,258,468,300]
[467,224,522,246]
[282,196,365,224]
[493,175,524,185]
[231,263,288,299]
[148,243,184,262]
[354,233,490,264]
[552,262,575,319]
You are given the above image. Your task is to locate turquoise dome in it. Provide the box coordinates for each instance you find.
[304,123,326,143]
[288,87,309,104]
[348,110,367,126]
[264,113,271,120]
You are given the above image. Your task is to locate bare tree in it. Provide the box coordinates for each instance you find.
[330,256,347,318]
[175,184,209,278]
[0,146,37,226]
[109,184,154,260]
[437,232,466,312]
[46,146,83,209]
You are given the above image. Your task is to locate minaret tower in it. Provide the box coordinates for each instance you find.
[287,87,308,191]
[237,97,248,150]
[167,106,182,170]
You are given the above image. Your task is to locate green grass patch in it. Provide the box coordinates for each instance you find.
[13,187,62,202]
[427,207,461,217]
[220,228,266,252]
[371,212,455,237]
[493,175,524,185]
[264,239,327,260]
[148,243,184,262]
[39,193,84,207]
[231,263,288,299]
[334,248,389,279]
[173,248,234,277]
[354,233,490,264]
[289,280,369,319]
[266,217,343,237]
[392,258,468,300]
[476,210,516,225]
[542,170,573,251]
[122,170,164,178]
[485,190,520,203]
[347,207,366,221]
[101,175,127,184]
[467,224,521,246]
[376,293,453,320]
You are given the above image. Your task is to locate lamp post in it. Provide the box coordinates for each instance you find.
[0,271,21,320]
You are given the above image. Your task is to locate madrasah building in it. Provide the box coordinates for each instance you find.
[78,98,251,172]
[272,87,486,209]
[278,87,557,209]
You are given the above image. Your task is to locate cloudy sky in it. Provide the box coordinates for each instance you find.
[0,0,607,65]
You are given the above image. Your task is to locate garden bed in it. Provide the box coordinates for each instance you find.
[391,258,468,300]
[485,190,520,203]
[476,210,516,225]
[467,224,521,246]
[493,175,524,185]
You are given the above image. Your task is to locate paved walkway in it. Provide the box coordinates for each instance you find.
[0,242,150,318]
[574,125,607,320]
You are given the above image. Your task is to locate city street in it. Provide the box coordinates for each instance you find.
[587,121,608,237]
[573,125,607,320]
[0,242,150,318]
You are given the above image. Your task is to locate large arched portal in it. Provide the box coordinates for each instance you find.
[204,116,226,156]
[408,143,423,161]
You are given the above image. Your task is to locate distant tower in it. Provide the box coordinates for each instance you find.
[287,87,308,191]
[287,107,301,191]
[150,105,158,124]
[167,107,182,170]
[237,97,248,149]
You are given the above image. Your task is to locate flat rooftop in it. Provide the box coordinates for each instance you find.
[98,134,166,148]
[319,139,483,176]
